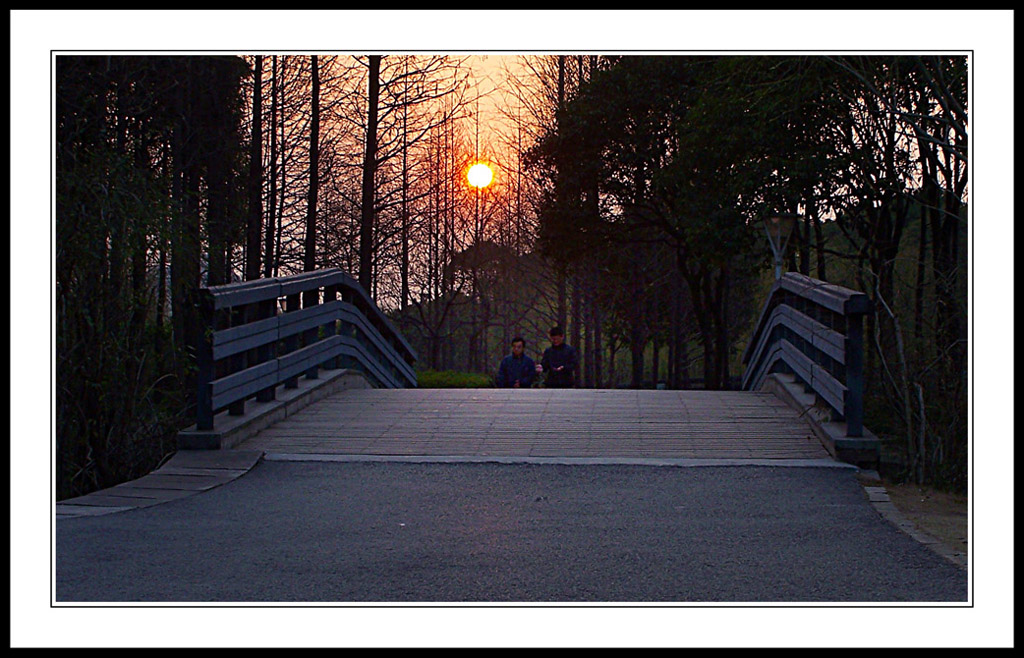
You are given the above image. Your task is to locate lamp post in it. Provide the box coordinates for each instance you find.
[762,213,799,280]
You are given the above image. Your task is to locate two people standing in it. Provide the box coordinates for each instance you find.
[496,325,577,389]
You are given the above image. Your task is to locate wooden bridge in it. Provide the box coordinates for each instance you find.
[177,268,879,468]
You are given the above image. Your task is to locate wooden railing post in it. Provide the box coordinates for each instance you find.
[283,292,301,389]
[302,285,320,380]
[741,273,874,464]
[844,310,865,438]
[324,283,339,369]
[185,268,418,440]
[228,302,249,416]
[255,296,278,402]
[195,292,215,431]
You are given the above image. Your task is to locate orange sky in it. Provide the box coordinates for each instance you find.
[467,54,521,145]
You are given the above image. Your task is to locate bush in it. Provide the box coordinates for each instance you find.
[416,369,494,388]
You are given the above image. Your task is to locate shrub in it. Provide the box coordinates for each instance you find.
[416,369,494,388]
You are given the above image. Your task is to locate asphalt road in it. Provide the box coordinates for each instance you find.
[55,460,967,603]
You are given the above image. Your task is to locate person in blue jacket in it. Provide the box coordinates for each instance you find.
[496,336,536,388]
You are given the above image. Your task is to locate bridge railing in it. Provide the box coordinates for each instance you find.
[193,268,417,431]
[741,272,871,437]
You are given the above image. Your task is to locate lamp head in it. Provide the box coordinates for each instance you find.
[762,212,801,280]
[764,213,799,249]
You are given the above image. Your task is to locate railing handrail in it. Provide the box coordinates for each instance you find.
[203,268,417,363]
[193,268,417,431]
[742,272,870,437]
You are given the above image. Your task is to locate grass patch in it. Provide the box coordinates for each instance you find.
[417,369,494,388]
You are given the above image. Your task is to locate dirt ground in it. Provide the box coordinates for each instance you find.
[870,477,969,561]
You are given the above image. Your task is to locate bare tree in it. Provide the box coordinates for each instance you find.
[245,55,263,281]
[304,55,320,277]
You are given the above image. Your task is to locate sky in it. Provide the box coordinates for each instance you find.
[13,9,1017,650]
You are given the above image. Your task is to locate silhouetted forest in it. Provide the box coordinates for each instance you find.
[55,54,967,499]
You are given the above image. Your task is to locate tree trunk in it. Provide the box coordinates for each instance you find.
[713,264,731,390]
[607,336,617,388]
[272,56,286,278]
[169,71,188,353]
[799,201,811,275]
[400,70,411,310]
[303,55,319,277]
[583,266,595,388]
[263,55,278,279]
[571,270,581,386]
[173,61,203,400]
[695,271,719,390]
[246,55,263,281]
[203,58,237,287]
[914,187,931,345]
[156,218,167,335]
[630,332,645,389]
[629,249,645,389]
[679,334,690,390]
[129,119,150,337]
[592,268,603,389]
[811,198,827,281]
[670,250,684,389]
[557,264,567,331]
[359,55,381,293]
[650,338,660,389]
[555,55,568,331]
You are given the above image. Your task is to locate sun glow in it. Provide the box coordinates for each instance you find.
[467,163,493,188]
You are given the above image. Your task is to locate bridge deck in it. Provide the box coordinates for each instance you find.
[236,388,832,461]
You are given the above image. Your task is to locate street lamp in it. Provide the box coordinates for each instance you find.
[762,213,799,280]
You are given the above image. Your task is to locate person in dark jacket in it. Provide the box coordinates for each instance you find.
[539,325,577,388]
[496,336,536,388]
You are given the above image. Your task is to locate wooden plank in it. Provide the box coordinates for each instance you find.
[779,340,846,412]
[780,272,869,316]
[333,271,418,363]
[277,335,344,381]
[234,388,832,460]
[208,279,281,310]
[741,274,869,410]
[338,303,417,385]
[335,336,401,388]
[777,305,846,362]
[277,300,344,340]
[278,269,344,296]
[212,315,280,361]
[210,360,279,411]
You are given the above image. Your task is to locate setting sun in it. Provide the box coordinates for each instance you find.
[467,163,493,188]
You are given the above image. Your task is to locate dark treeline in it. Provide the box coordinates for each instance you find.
[522,55,967,490]
[56,55,249,500]
[55,54,967,499]
[55,54,473,500]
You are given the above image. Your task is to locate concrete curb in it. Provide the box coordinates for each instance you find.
[55,450,264,520]
[262,453,856,469]
[856,470,968,569]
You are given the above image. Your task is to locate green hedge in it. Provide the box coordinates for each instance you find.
[416,369,494,388]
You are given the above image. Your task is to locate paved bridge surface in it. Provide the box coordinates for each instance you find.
[237,387,831,462]
[56,380,970,605]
